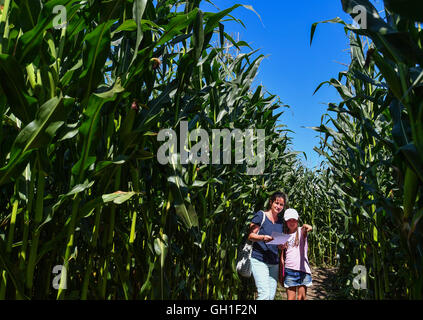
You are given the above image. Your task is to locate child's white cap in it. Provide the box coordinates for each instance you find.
[284,208,299,221]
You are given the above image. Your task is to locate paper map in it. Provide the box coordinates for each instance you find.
[266,232,291,245]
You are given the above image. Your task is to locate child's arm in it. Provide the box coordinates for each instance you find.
[279,246,285,264]
[301,224,312,236]
[278,249,285,284]
[278,242,288,251]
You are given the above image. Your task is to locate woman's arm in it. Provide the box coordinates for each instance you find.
[248,223,273,243]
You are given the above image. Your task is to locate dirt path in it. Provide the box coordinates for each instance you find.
[275,266,339,300]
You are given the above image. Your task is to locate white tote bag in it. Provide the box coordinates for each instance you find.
[236,211,266,278]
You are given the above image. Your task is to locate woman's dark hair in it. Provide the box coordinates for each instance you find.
[267,191,288,233]
[267,191,287,210]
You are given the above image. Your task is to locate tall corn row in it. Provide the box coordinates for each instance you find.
[0,0,293,299]
[311,0,423,299]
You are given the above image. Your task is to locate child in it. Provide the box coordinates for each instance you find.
[281,208,313,300]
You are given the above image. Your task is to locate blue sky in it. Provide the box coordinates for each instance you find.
[200,0,363,168]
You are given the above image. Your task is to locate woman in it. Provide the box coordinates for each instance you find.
[248,191,311,300]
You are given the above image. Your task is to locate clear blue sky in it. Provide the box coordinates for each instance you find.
[201,0,361,168]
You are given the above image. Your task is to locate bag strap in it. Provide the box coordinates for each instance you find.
[257,210,266,235]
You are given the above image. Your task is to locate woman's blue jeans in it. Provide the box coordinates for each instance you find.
[250,257,279,300]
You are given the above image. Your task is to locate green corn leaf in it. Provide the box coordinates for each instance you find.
[155,9,199,47]
[400,144,423,184]
[0,95,66,186]
[16,0,80,64]
[192,9,204,62]
[403,167,419,221]
[130,0,148,66]
[385,0,423,22]
[0,54,37,124]
[0,238,29,300]
[79,19,116,96]
[72,82,124,182]
[102,191,137,205]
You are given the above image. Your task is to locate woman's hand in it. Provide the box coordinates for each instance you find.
[247,223,273,243]
[262,235,273,243]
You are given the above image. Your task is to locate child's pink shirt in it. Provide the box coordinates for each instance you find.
[284,227,311,274]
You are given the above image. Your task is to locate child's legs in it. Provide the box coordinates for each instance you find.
[284,268,300,300]
[286,287,297,300]
[297,285,307,300]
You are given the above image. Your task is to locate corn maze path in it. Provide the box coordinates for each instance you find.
[275,266,338,300]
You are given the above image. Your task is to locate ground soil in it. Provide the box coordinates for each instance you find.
[275,266,339,300]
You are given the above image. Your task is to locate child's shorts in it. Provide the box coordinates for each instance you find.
[283,268,313,288]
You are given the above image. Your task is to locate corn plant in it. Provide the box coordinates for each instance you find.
[0,0,298,300]
[311,0,423,299]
